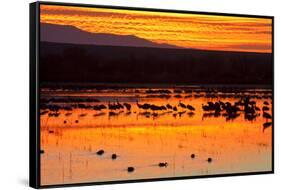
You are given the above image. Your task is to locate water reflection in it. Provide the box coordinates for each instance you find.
[40,86,272,185]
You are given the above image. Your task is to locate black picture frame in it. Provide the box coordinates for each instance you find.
[30,1,274,188]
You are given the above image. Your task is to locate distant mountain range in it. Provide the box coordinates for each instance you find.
[39,23,272,85]
[40,23,182,49]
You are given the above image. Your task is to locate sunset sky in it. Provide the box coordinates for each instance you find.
[40,5,272,53]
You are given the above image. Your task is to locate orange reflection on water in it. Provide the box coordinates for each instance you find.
[40,91,272,185]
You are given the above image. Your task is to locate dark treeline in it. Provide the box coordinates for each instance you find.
[40,42,273,85]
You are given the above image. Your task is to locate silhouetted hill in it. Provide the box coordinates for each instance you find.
[40,42,272,85]
[41,23,181,49]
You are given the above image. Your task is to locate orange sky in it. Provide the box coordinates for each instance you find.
[40,5,272,53]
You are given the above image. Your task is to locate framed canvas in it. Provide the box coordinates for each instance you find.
[29,1,274,188]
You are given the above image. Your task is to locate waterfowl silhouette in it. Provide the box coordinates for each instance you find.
[93,104,107,111]
[158,162,168,167]
[264,101,269,105]
[136,101,150,110]
[111,154,117,160]
[262,106,270,112]
[48,112,60,117]
[160,105,167,110]
[263,112,272,120]
[108,102,122,110]
[178,101,186,109]
[127,167,135,172]
[191,154,195,159]
[186,105,195,111]
[166,104,173,110]
[116,101,124,109]
[96,150,105,155]
[202,104,210,111]
[123,103,131,111]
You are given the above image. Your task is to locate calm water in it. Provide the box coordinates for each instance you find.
[40,86,272,185]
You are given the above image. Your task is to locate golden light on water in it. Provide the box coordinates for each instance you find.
[40,90,272,185]
[40,5,272,53]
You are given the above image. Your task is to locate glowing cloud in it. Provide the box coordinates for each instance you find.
[40,5,272,53]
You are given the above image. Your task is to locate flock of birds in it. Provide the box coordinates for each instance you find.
[40,89,272,174]
[40,96,272,130]
[40,148,213,173]
[93,149,212,173]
